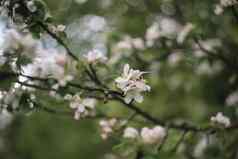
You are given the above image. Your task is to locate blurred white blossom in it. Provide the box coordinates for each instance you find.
[214,5,224,15]
[226,91,238,106]
[145,17,182,46]
[99,118,118,140]
[84,49,107,64]
[2,29,39,59]
[214,0,238,15]
[140,126,166,145]
[123,127,139,139]
[65,94,96,120]
[211,112,231,128]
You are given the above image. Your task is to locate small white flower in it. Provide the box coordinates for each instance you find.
[211,112,231,128]
[67,94,96,120]
[220,0,238,7]
[123,127,139,139]
[58,75,74,87]
[140,126,166,145]
[84,49,107,64]
[214,0,238,16]
[50,24,66,33]
[99,118,118,140]
[56,25,66,32]
[115,64,150,103]
[214,5,224,15]
[226,92,238,106]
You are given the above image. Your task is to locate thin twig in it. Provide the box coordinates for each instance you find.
[36,21,79,61]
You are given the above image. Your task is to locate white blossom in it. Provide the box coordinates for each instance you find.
[123,127,139,139]
[0,88,23,110]
[50,24,66,33]
[99,118,118,140]
[210,112,231,128]
[84,49,107,64]
[226,91,238,106]
[56,25,66,32]
[21,47,74,88]
[58,75,74,87]
[145,17,181,47]
[109,36,145,64]
[159,17,181,38]
[168,52,183,67]
[220,0,238,7]
[214,0,238,15]
[2,29,39,59]
[214,5,224,15]
[65,94,96,120]
[140,126,166,145]
[115,64,150,104]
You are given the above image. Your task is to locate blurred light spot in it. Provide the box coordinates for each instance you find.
[74,0,87,4]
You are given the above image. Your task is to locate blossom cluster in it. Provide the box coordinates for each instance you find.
[2,29,39,59]
[49,24,66,34]
[109,18,194,65]
[145,20,194,46]
[215,0,238,15]
[115,64,151,104]
[0,26,77,93]
[123,126,166,145]
[84,49,107,64]
[210,112,231,128]
[64,94,96,120]
[99,118,118,140]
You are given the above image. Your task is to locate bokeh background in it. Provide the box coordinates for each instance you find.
[1,0,238,158]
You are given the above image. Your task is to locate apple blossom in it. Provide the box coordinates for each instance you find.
[2,29,39,59]
[84,49,107,64]
[140,126,166,145]
[211,112,231,128]
[123,127,139,139]
[65,94,96,120]
[99,118,118,140]
[115,64,150,103]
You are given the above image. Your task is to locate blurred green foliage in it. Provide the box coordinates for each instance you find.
[2,0,238,159]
